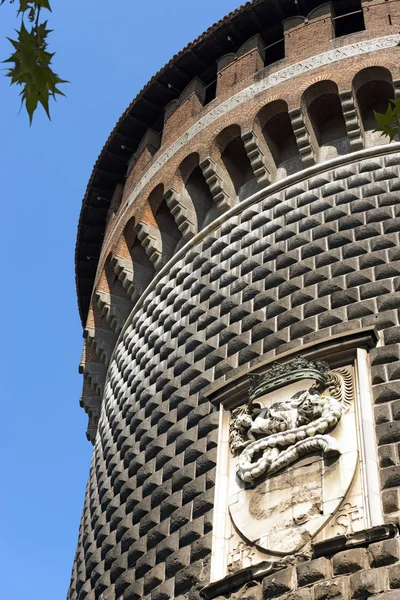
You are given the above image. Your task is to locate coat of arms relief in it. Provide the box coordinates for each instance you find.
[213,354,380,578]
[230,357,352,484]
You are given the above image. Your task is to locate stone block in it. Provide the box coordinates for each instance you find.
[169,504,191,533]
[190,531,212,562]
[297,557,330,587]
[178,515,203,547]
[379,445,399,468]
[350,567,388,598]
[371,592,400,600]
[383,490,400,514]
[155,531,179,563]
[114,568,135,596]
[174,559,206,596]
[332,548,367,575]
[151,578,175,600]
[182,475,206,504]
[281,591,312,600]
[377,422,400,446]
[389,564,400,589]
[314,577,348,600]
[381,466,400,489]
[392,400,400,420]
[123,580,144,600]
[385,327,400,346]
[374,383,400,405]
[263,567,294,598]
[193,488,214,518]
[369,539,400,568]
[165,547,191,578]
[376,404,392,424]
[372,345,400,367]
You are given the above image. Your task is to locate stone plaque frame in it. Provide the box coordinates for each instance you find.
[207,328,383,583]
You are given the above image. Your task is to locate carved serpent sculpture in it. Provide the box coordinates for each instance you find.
[236,394,343,483]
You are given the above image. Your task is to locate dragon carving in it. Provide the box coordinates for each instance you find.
[230,358,353,484]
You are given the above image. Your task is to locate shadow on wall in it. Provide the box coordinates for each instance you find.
[302,80,349,162]
[256,99,301,179]
[177,153,220,231]
[148,184,183,260]
[216,125,259,202]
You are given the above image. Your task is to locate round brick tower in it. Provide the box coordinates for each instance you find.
[71,2,400,599]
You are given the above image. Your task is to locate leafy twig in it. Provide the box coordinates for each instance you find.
[1,0,67,123]
[374,99,400,142]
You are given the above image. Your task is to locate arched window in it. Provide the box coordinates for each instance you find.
[148,184,182,263]
[257,99,300,178]
[353,67,395,146]
[216,125,257,201]
[178,153,218,232]
[302,80,348,160]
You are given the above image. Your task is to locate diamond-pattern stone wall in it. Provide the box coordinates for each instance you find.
[69,151,400,600]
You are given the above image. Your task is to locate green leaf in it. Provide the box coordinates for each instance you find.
[36,0,52,10]
[25,88,38,124]
[1,7,67,123]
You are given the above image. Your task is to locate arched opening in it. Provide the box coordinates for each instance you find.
[257,100,301,178]
[178,153,218,232]
[148,184,182,263]
[216,125,257,201]
[124,217,155,300]
[130,240,155,301]
[86,255,118,365]
[102,254,119,294]
[95,254,133,334]
[302,80,349,160]
[353,67,395,146]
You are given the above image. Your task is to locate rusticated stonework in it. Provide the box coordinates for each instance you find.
[70,1,400,599]
[70,149,400,600]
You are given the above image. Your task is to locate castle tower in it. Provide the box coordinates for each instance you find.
[71,2,400,599]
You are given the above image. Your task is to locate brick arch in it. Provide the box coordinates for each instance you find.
[254,99,300,176]
[111,216,155,303]
[92,253,132,336]
[172,152,219,233]
[80,254,120,426]
[138,183,183,269]
[353,66,395,127]
[351,66,395,148]
[211,124,258,201]
[301,79,349,160]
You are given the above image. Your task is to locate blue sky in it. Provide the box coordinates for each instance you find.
[0,1,240,598]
